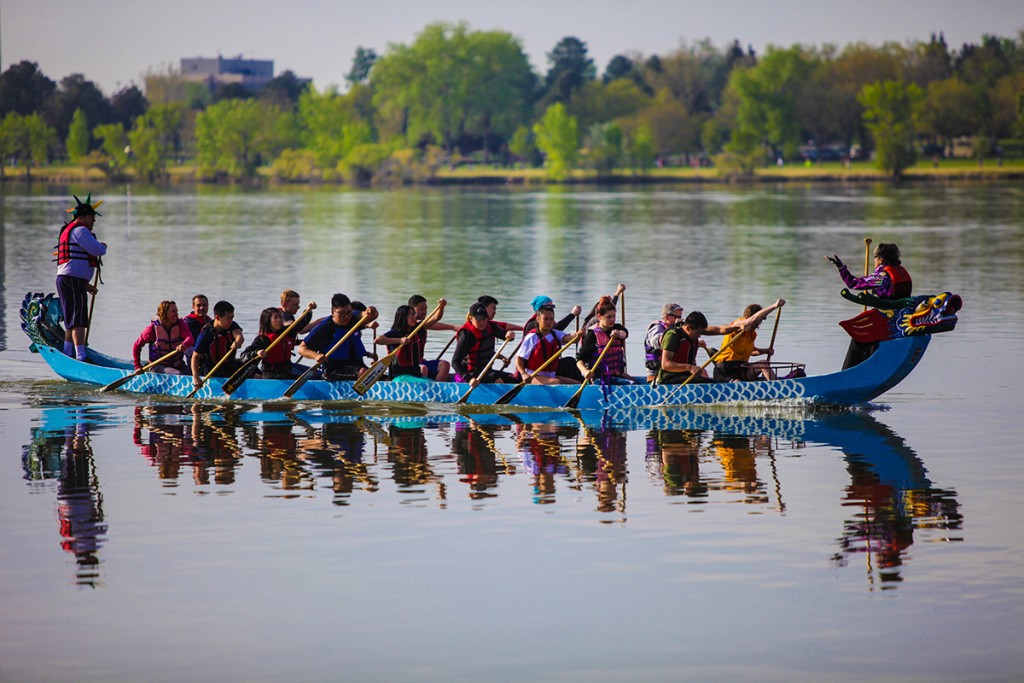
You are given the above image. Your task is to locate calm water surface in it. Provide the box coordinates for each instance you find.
[0,182,1022,682]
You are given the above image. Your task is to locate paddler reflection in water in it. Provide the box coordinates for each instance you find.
[646,428,706,498]
[576,426,628,513]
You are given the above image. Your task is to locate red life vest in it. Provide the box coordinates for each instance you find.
[391,329,426,369]
[54,220,99,267]
[458,320,501,375]
[262,330,294,365]
[664,327,699,366]
[201,323,234,364]
[523,330,562,373]
[149,319,184,362]
[882,265,913,299]
[590,325,626,377]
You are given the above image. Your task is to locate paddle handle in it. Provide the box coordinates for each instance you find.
[564,335,615,408]
[766,307,782,361]
[140,348,182,374]
[864,238,872,312]
[85,265,100,345]
[435,331,458,360]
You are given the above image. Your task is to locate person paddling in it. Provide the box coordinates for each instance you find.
[132,300,194,375]
[452,303,516,385]
[246,305,315,379]
[515,306,583,384]
[522,295,584,381]
[576,295,639,385]
[191,300,245,390]
[713,299,786,381]
[296,293,378,381]
[376,302,451,380]
[54,193,107,361]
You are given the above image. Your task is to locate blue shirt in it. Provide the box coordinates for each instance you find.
[302,318,367,365]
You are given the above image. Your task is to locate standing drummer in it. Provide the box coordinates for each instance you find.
[54,193,107,361]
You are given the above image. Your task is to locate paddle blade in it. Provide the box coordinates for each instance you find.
[353,355,392,395]
[494,381,526,405]
[100,370,140,393]
[283,365,317,398]
[222,356,261,395]
[563,383,586,409]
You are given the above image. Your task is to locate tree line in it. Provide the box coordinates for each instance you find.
[2,23,1023,182]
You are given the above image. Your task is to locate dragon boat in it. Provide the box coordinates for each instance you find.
[21,289,961,410]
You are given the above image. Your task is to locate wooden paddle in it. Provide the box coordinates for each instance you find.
[457,338,512,404]
[563,335,616,409]
[100,348,181,392]
[185,348,237,399]
[354,302,443,396]
[863,238,872,311]
[495,334,578,405]
[84,264,100,345]
[658,332,742,406]
[284,311,373,398]
[766,306,782,362]
[222,303,315,396]
[435,331,458,360]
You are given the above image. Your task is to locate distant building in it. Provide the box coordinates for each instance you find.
[180,55,274,92]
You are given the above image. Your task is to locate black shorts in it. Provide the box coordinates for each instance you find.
[55,275,90,328]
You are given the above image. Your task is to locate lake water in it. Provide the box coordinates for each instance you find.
[0,182,1021,682]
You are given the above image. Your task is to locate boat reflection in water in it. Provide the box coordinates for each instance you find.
[23,403,963,589]
[22,406,113,588]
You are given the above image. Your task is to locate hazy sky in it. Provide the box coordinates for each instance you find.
[3,0,1023,95]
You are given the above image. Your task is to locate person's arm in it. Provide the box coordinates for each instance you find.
[177,321,194,352]
[829,255,887,292]
[576,330,597,376]
[374,329,405,346]
[451,330,473,377]
[427,321,459,332]
[660,333,701,375]
[74,226,107,257]
[230,324,244,351]
[131,327,152,370]
[296,323,327,363]
[515,334,539,379]
[190,343,205,386]
[737,298,786,332]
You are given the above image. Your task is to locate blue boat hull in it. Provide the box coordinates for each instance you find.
[30,334,931,408]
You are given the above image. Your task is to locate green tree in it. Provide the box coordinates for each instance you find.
[538,36,595,109]
[195,99,293,180]
[726,46,816,162]
[66,108,90,162]
[346,47,378,87]
[298,86,352,169]
[372,22,534,155]
[0,61,56,117]
[624,124,655,175]
[583,122,623,176]
[569,78,651,130]
[508,125,538,166]
[0,112,57,179]
[533,102,579,180]
[93,123,129,176]
[858,80,923,178]
[128,102,184,181]
[921,78,980,153]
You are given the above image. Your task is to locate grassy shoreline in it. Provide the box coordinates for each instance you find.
[5,158,1023,186]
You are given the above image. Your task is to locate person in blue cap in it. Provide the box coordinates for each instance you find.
[54,193,107,360]
[522,295,584,381]
[523,295,582,335]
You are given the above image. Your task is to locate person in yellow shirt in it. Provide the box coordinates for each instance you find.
[713,299,786,381]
